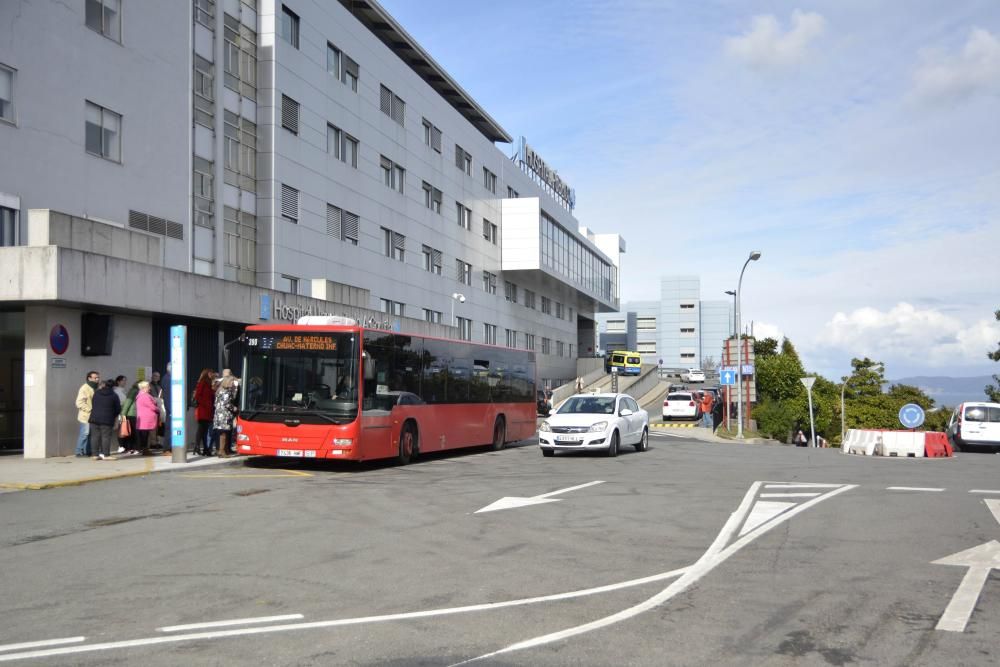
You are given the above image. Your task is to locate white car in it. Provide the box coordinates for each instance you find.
[662,392,700,421]
[683,368,705,383]
[538,393,649,457]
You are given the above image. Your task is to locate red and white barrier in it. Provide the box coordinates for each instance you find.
[842,429,953,458]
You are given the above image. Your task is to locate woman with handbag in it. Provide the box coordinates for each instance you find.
[213,375,239,458]
[135,381,159,455]
[119,381,140,455]
[192,368,216,455]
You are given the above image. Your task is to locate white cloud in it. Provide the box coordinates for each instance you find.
[912,27,1000,101]
[751,321,784,343]
[725,10,826,68]
[815,303,1000,370]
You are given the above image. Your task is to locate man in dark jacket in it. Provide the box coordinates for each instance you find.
[89,380,122,460]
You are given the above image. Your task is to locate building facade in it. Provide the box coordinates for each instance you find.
[597,276,732,370]
[0,0,623,456]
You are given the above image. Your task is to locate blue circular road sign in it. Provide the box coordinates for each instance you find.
[898,403,925,429]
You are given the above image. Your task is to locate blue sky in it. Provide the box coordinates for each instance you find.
[380,0,1000,380]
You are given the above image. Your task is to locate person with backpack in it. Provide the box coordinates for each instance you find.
[89,380,122,460]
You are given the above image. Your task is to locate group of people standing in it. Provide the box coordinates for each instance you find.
[72,366,240,460]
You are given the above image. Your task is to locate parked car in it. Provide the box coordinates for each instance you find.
[662,391,701,421]
[947,402,1000,452]
[683,368,705,383]
[538,393,649,457]
[536,389,552,417]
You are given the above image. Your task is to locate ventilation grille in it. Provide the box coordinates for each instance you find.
[326,204,341,238]
[342,210,359,242]
[281,184,298,221]
[281,94,299,134]
[129,210,183,240]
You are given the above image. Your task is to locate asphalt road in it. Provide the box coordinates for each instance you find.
[2,434,1000,665]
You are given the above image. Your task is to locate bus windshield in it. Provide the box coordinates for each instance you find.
[240,331,359,424]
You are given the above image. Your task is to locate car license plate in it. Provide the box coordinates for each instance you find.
[277,449,304,457]
[556,435,582,442]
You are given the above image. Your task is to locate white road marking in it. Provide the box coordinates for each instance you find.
[740,501,795,536]
[763,483,842,489]
[158,614,304,632]
[0,637,85,653]
[454,482,856,665]
[759,493,820,498]
[970,489,1000,495]
[475,480,605,513]
[933,540,1000,632]
[986,499,1000,527]
[650,431,689,438]
[886,486,944,492]
[0,566,691,662]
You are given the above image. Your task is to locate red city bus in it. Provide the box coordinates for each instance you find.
[235,317,538,463]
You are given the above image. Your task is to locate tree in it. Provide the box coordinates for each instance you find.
[754,337,779,359]
[986,309,1000,402]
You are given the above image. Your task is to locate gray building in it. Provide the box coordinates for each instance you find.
[597,276,732,370]
[0,0,623,457]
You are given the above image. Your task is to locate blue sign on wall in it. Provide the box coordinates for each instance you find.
[169,325,187,451]
[259,294,271,320]
[898,403,925,429]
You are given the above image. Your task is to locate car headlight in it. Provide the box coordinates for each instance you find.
[589,421,608,432]
[539,421,551,432]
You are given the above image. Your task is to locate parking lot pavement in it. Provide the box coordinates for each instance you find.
[0,452,242,491]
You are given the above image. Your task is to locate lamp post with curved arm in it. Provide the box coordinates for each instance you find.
[725,290,736,431]
[736,251,761,439]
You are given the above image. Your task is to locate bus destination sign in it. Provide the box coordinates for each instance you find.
[253,334,338,351]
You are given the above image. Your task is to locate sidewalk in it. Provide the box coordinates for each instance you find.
[651,422,783,446]
[0,451,243,492]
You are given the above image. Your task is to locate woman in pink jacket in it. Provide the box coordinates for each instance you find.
[135,381,160,455]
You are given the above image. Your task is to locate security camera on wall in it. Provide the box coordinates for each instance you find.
[81,313,114,356]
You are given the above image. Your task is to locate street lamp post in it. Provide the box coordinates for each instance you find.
[736,251,761,439]
[450,292,466,329]
[801,376,817,448]
[724,290,736,432]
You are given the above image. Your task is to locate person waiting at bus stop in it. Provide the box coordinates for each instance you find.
[700,392,714,429]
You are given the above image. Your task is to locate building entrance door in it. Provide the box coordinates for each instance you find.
[0,311,25,452]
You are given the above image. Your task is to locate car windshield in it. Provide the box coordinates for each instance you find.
[558,396,616,415]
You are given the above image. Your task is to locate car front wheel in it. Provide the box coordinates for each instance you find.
[606,431,619,457]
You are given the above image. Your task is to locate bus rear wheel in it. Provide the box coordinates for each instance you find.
[491,417,506,451]
[397,423,417,465]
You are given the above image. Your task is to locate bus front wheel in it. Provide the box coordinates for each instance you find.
[491,417,506,451]
[397,423,417,465]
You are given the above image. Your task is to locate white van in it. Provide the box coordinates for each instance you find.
[947,402,1000,452]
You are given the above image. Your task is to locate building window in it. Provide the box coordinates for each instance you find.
[456,202,471,230]
[541,337,551,355]
[282,274,299,294]
[680,327,695,334]
[524,333,535,351]
[279,5,299,48]
[456,260,472,285]
[422,245,442,274]
[541,296,551,315]
[637,342,656,354]
[483,323,497,346]
[504,281,517,303]
[456,317,472,341]
[507,186,518,198]
[1,206,17,247]
[327,43,359,91]
[505,329,517,348]
[0,64,15,124]
[281,184,298,222]
[381,156,405,194]
[194,0,215,29]
[483,219,497,244]
[380,298,404,317]
[556,341,564,357]
[223,207,257,283]
[482,271,497,295]
[86,0,121,42]
[193,55,214,128]
[423,182,442,213]
[328,124,358,167]
[223,15,257,100]
[524,290,536,309]
[85,101,121,162]
[680,303,696,309]
[555,302,564,319]
[422,118,442,152]
[326,204,359,245]
[637,317,657,330]
[326,42,341,79]
[379,84,405,125]
[483,167,497,193]
[606,319,626,333]
[455,145,472,174]
[193,157,214,228]
[382,227,405,262]
[281,95,299,134]
[222,112,257,192]
[423,309,442,324]
[680,352,696,359]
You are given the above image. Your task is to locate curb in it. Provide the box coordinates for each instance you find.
[0,455,246,491]
[651,422,700,429]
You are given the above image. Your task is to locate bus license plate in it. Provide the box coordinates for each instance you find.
[278,449,304,457]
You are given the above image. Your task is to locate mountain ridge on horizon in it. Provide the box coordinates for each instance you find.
[891,375,995,409]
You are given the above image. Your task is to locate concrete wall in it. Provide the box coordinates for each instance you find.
[23,305,151,458]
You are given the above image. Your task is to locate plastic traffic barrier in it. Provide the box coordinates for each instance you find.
[843,429,880,456]
[878,430,925,457]
[924,431,954,458]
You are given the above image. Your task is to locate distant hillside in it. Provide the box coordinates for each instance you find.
[891,376,995,409]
